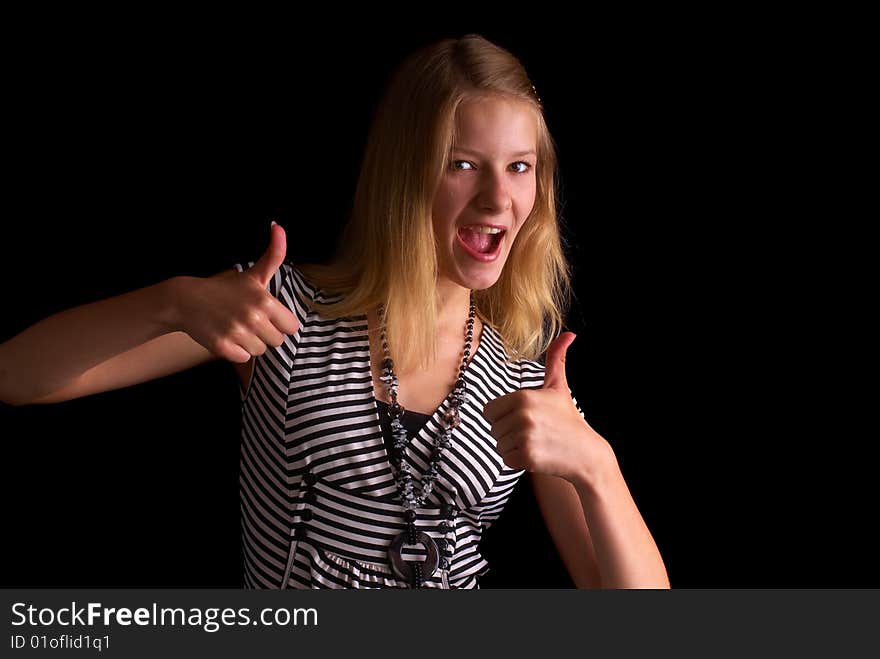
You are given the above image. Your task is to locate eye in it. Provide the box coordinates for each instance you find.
[450,160,534,173]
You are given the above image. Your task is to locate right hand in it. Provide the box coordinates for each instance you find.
[177,223,300,363]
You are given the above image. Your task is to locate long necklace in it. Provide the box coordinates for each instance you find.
[379,293,476,588]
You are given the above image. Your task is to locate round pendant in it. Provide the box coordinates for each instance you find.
[388,531,439,584]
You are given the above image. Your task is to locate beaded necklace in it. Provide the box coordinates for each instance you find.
[378,293,476,588]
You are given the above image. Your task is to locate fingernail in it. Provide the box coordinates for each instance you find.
[270,220,277,228]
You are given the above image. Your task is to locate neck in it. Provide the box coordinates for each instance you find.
[435,276,473,335]
[366,277,481,372]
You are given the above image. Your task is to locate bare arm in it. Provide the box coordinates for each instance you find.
[571,446,671,589]
[0,277,191,406]
[485,344,669,588]
[531,472,603,588]
[0,224,295,408]
[27,330,219,405]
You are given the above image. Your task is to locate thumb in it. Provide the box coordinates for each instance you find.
[542,332,576,392]
[250,221,287,288]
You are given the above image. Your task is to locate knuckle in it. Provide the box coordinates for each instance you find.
[223,323,243,342]
[210,335,227,353]
[244,308,264,326]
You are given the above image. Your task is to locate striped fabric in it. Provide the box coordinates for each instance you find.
[231,260,585,588]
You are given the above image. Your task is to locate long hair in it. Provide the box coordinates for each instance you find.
[297,33,572,373]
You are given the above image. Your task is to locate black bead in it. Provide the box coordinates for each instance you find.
[439,558,449,569]
[300,509,313,521]
[440,503,454,517]
[304,472,317,486]
[404,509,417,522]
[304,491,317,503]
[437,539,448,550]
[438,522,450,533]
[293,525,307,539]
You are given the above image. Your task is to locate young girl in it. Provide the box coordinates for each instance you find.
[0,34,669,589]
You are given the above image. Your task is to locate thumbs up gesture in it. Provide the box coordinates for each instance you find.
[175,222,301,363]
[482,332,611,485]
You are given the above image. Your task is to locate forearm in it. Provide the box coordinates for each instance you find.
[0,277,184,406]
[574,447,671,589]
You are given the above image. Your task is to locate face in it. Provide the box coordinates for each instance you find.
[432,95,538,292]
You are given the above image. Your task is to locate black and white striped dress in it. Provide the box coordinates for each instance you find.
[232,260,584,588]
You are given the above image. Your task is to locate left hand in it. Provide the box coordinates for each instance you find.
[482,332,611,485]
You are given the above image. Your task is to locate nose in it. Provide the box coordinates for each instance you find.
[476,172,512,214]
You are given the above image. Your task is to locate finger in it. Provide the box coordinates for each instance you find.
[252,319,286,350]
[250,221,287,289]
[216,337,255,363]
[493,430,522,460]
[490,413,527,446]
[482,390,525,423]
[542,332,576,392]
[498,446,529,471]
[494,435,515,458]
[232,327,271,358]
[266,300,301,336]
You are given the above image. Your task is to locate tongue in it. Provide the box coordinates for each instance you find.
[460,229,494,253]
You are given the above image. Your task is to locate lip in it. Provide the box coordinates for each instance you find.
[456,226,506,262]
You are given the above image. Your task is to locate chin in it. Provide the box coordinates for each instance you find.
[456,264,505,291]
[441,243,509,290]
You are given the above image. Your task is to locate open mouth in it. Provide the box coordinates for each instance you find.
[456,226,506,261]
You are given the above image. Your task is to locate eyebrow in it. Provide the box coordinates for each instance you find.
[452,147,537,159]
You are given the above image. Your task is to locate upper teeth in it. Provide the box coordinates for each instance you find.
[464,226,503,235]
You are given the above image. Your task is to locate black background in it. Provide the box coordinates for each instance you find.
[1,16,873,588]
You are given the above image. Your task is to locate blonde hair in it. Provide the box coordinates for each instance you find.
[297,33,573,373]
